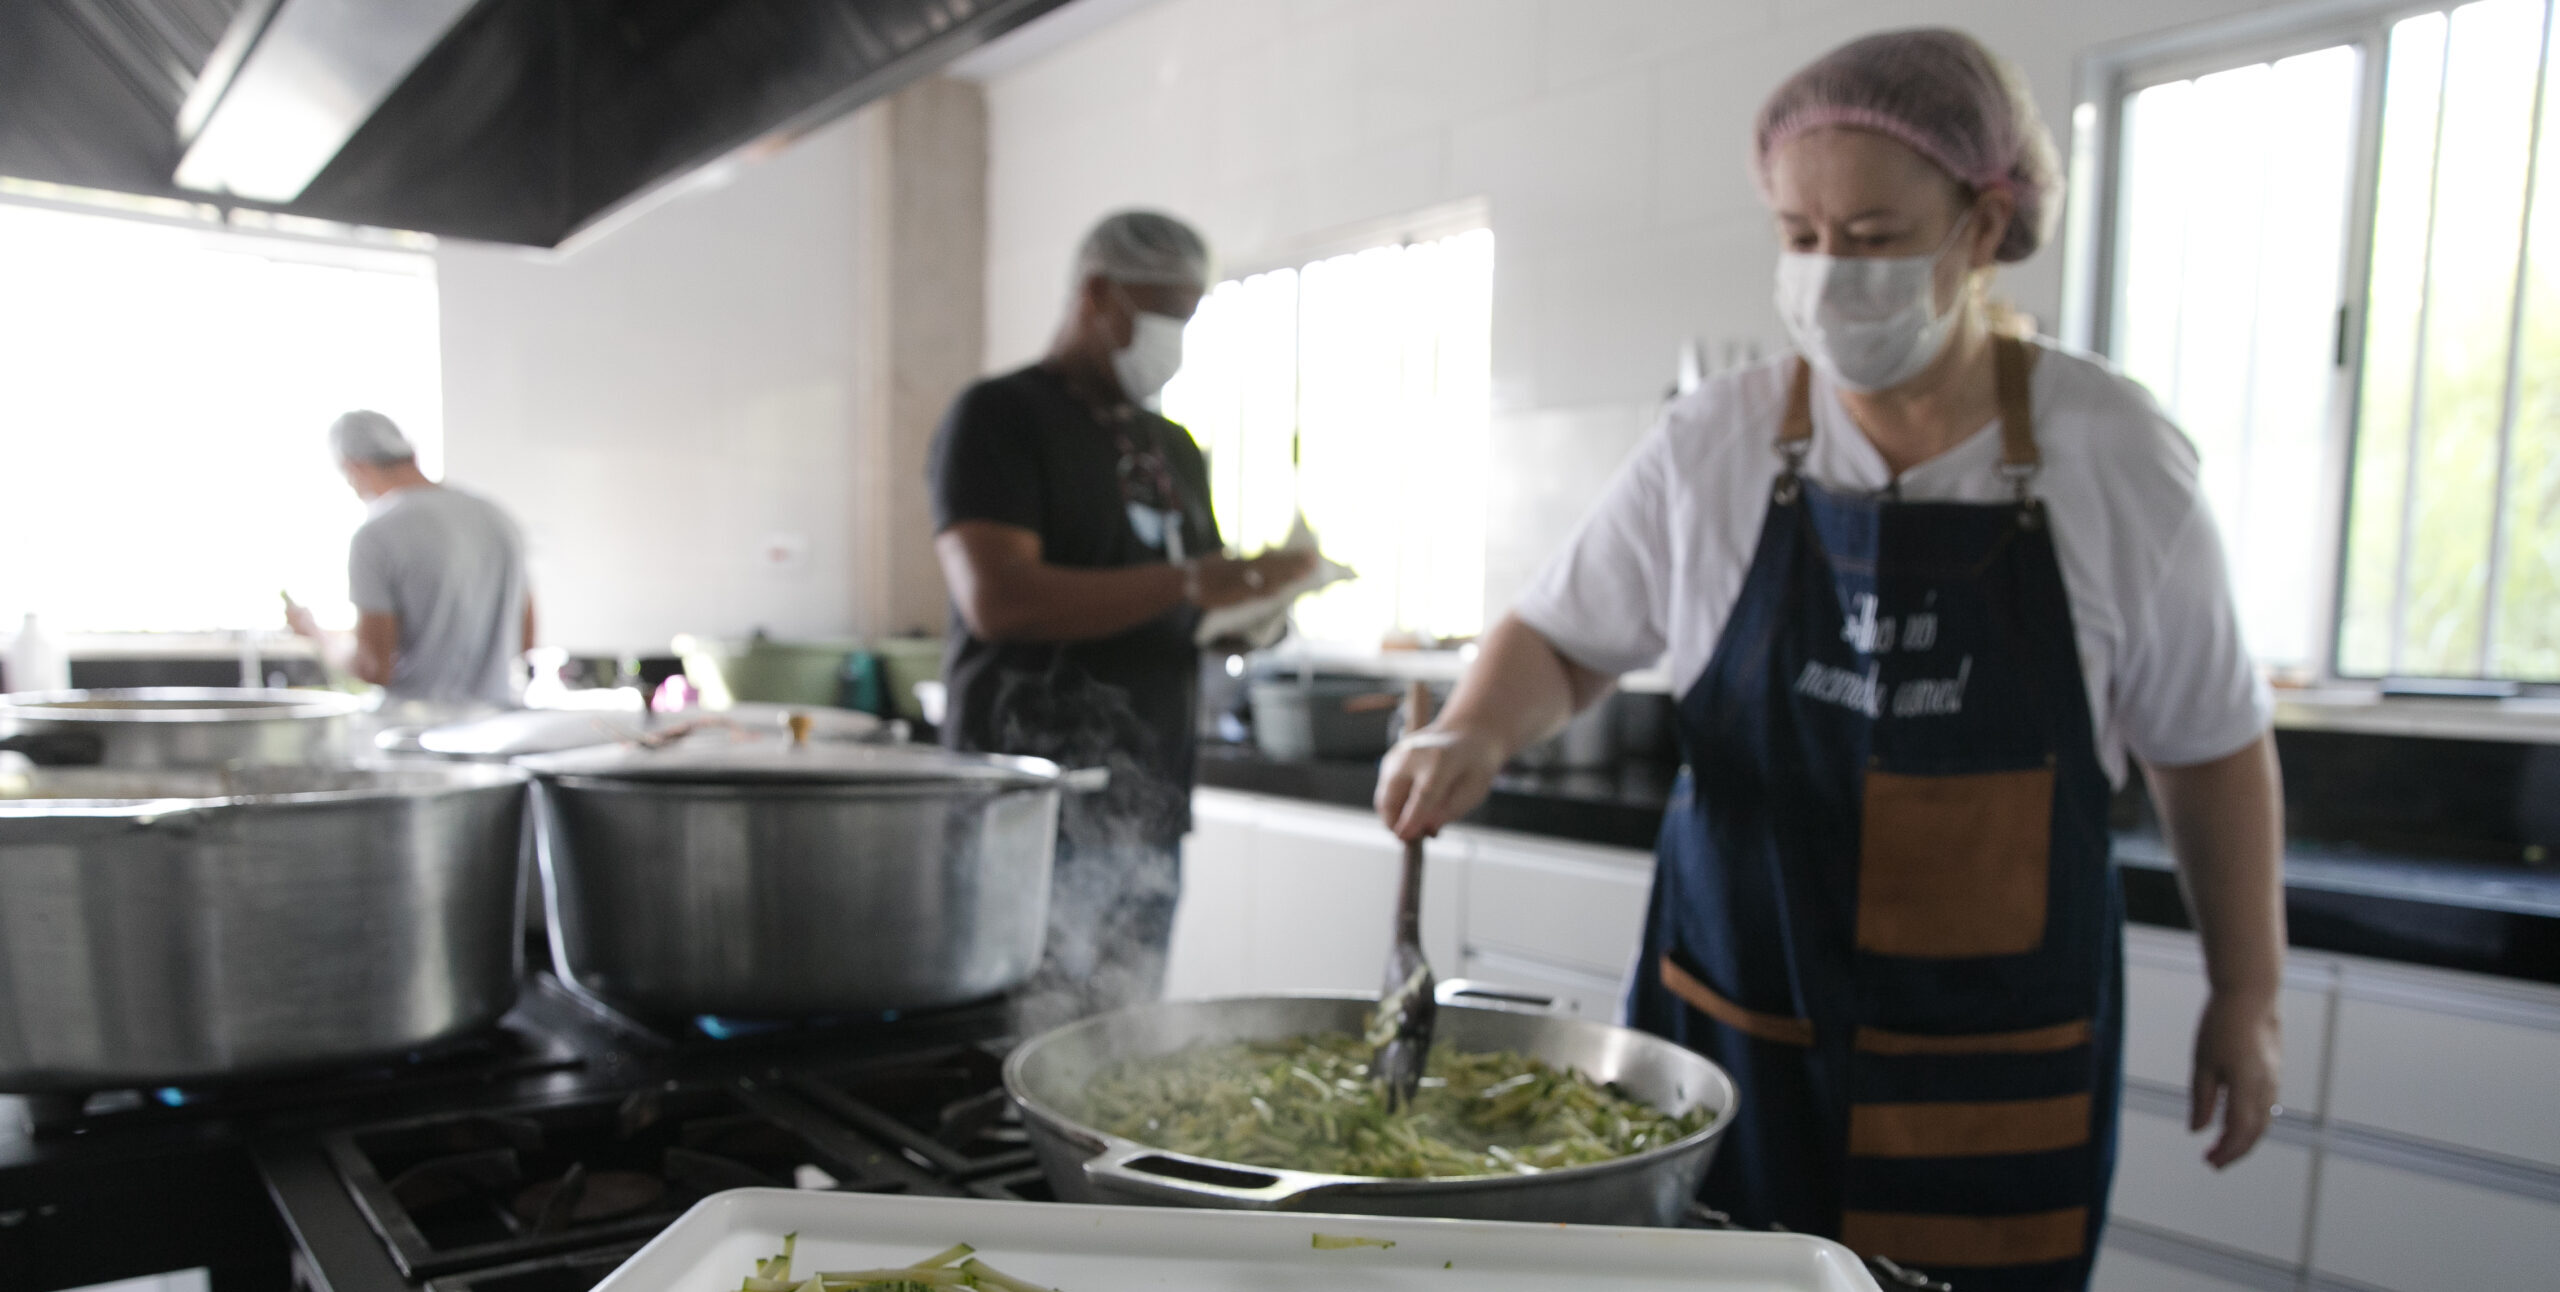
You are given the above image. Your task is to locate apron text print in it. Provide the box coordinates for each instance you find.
[1838,591,1940,655]
[1792,655,1975,718]
[1796,593,1975,721]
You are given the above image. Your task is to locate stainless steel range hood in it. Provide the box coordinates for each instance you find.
[172,0,480,204]
[0,0,1072,247]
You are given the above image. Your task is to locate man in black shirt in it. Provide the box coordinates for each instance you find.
[930,210,1313,1026]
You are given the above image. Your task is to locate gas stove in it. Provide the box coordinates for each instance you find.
[5,978,1948,1292]
[2,972,1024,1292]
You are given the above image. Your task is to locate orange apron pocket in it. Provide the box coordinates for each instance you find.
[1856,765,2053,958]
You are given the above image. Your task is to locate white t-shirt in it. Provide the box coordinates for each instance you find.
[1511,339,2271,787]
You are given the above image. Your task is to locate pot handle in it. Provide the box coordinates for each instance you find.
[1058,766,1112,794]
[1080,1139,1345,1210]
[1435,979,1566,1014]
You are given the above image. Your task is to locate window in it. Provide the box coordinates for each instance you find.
[1161,223,1493,647]
[0,198,442,634]
[2078,0,2560,685]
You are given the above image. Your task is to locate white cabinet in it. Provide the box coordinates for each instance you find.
[2108,1103,2312,1266]
[2120,926,2333,1115]
[1247,797,1461,995]
[1161,791,1257,1000]
[2089,1242,2275,1292]
[1165,789,1463,1000]
[2111,929,2560,1292]
[1455,828,1652,979]
[2310,1155,2560,1292]
[1457,946,1628,1021]
[1169,791,1650,1010]
[2325,969,2560,1169]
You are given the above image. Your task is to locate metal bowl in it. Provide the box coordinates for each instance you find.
[1005,993,1737,1225]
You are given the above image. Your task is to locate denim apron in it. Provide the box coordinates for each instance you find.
[1625,338,2122,1291]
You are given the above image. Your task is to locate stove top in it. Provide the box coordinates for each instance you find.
[325,1083,948,1280]
[8,976,1951,1292]
[3,972,1021,1292]
[786,1044,1055,1204]
[10,1020,588,1141]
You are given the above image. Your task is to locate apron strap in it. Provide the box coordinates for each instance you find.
[1992,335,2040,505]
[1778,338,2043,505]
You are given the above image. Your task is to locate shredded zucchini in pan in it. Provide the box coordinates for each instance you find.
[1079,1033,1711,1179]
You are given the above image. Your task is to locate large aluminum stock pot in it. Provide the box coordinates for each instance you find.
[0,762,529,1091]
[522,736,1099,1019]
[1004,993,1737,1226]
[0,687,366,767]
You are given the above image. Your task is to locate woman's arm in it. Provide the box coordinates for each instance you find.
[2142,731,2287,1169]
[1375,613,1614,840]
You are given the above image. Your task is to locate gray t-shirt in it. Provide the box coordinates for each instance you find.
[349,485,528,706]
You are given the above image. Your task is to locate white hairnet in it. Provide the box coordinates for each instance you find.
[1074,210,1212,289]
[330,409,415,465]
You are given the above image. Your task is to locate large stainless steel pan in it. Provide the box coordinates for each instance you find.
[522,736,1100,1019]
[0,687,365,767]
[0,762,529,1091]
[1005,993,1737,1225]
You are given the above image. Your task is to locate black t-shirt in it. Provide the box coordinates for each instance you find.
[929,364,1221,845]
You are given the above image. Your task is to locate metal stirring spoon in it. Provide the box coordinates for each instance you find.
[1369,680,1438,1110]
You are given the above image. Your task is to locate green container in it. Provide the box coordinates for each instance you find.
[720,638,860,708]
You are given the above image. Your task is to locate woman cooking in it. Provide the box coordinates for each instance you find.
[1377,28,2284,1292]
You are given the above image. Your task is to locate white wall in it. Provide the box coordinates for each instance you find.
[973,0,2282,612]
[435,114,876,655]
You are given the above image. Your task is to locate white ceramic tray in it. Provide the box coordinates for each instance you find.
[590,1189,1882,1292]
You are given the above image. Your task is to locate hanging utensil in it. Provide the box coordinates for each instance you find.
[1368,680,1438,1109]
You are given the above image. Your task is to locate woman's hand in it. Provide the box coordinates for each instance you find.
[1375,725,1507,842]
[2190,988,2282,1169]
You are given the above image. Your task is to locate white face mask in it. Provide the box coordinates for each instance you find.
[1772,213,1974,393]
[1111,306,1188,403]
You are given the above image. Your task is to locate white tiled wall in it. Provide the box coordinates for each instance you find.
[435,113,879,653]
[970,0,2283,611]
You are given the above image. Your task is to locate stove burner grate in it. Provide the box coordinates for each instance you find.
[15,1023,581,1138]
[785,1044,1036,1181]
[326,1085,911,1279]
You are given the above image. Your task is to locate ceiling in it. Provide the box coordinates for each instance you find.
[0,0,1072,247]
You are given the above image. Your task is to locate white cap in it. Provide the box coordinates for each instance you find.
[1073,210,1212,289]
[329,410,413,465]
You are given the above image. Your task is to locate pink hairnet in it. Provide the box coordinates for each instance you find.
[1753,28,2060,263]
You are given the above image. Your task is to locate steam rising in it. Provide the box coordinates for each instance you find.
[990,660,1188,1036]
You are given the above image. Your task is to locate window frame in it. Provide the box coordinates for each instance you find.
[2065,0,2560,693]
